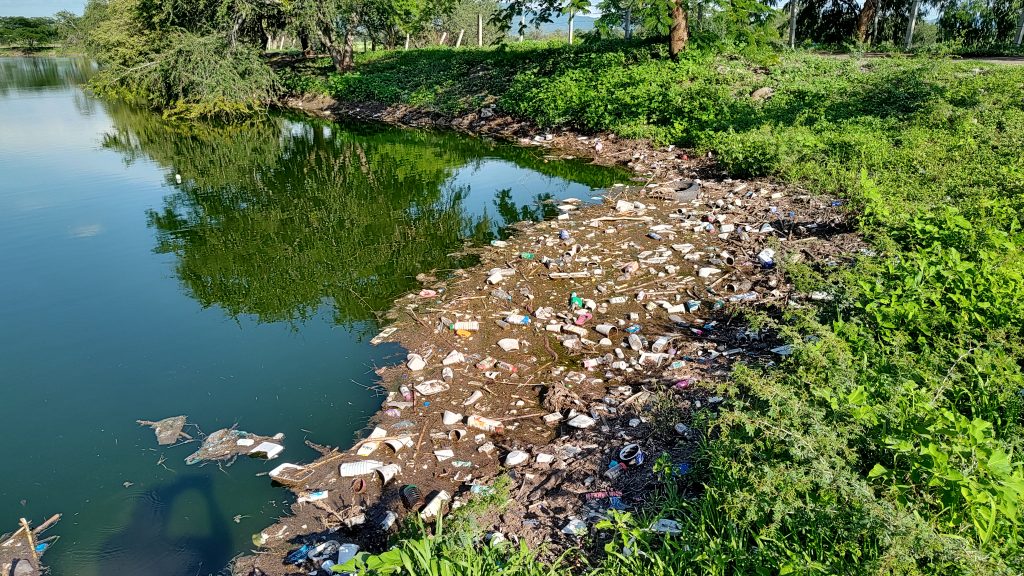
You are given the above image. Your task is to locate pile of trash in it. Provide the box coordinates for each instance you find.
[137,417,286,466]
[235,170,861,576]
[1,515,60,576]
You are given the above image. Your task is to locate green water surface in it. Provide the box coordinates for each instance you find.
[0,57,623,576]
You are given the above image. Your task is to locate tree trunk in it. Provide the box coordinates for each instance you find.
[341,17,356,70]
[904,0,920,51]
[788,0,798,49]
[624,8,632,40]
[299,31,311,57]
[856,0,875,44]
[1016,8,1024,46]
[871,5,880,45]
[669,0,688,60]
[317,25,346,72]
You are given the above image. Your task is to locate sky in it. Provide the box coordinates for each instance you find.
[0,0,83,17]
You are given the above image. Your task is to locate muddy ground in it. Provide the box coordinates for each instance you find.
[234,100,864,576]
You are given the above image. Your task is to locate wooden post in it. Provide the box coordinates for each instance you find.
[19,518,38,563]
[478,13,484,46]
[456,29,465,47]
[439,31,447,45]
[404,33,410,50]
[904,0,920,51]
[568,9,575,45]
[788,0,797,49]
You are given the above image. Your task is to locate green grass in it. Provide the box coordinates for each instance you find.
[285,43,1024,575]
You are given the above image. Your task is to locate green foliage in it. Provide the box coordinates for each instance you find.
[334,480,564,576]
[0,16,59,48]
[98,32,279,119]
[77,0,282,118]
[295,47,1024,575]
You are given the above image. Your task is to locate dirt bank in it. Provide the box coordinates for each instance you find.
[234,100,863,576]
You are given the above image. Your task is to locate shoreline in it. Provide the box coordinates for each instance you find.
[234,98,861,576]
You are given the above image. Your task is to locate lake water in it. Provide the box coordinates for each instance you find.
[0,57,622,575]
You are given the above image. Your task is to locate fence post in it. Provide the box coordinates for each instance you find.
[478,13,484,46]
[456,29,465,47]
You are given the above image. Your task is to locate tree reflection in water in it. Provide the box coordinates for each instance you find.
[100,106,622,327]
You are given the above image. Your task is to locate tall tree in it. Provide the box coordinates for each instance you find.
[903,0,919,49]
[669,0,689,56]
[856,0,876,43]
[1017,7,1024,45]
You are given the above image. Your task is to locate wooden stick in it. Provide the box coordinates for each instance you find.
[0,525,26,547]
[19,518,37,563]
[592,216,653,222]
[32,514,60,536]
[500,412,545,422]
[410,423,429,466]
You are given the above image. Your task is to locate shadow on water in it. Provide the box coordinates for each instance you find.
[97,475,232,576]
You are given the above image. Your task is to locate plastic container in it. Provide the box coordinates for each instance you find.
[467,414,505,434]
[450,321,480,331]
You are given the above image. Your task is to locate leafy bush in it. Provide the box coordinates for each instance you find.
[93,32,279,119]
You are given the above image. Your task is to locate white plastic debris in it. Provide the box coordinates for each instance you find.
[463,390,483,406]
[562,518,588,535]
[338,460,385,477]
[504,450,530,467]
[698,267,722,278]
[650,519,682,535]
[771,344,794,356]
[497,338,520,352]
[420,490,451,520]
[356,427,388,456]
[248,441,284,460]
[757,248,776,266]
[442,350,466,365]
[406,354,426,371]
[414,381,450,396]
[567,414,596,429]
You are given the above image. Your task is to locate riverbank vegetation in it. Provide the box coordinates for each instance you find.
[48,0,1024,117]
[313,47,1024,575]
